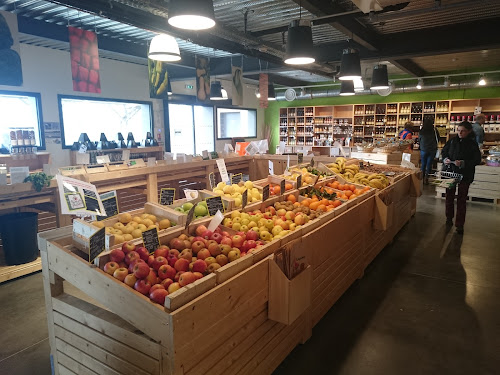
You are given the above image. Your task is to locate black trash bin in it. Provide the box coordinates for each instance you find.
[0,212,39,265]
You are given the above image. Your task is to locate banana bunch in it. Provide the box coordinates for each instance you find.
[327,157,350,174]
[352,173,389,189]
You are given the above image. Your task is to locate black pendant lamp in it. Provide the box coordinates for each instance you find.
[339,80,355,96]
[210,81,223,100]
[370,64,390,90]
[284,19,315,65]
[268,82,276,101]
[168,0,216,30]
[339,48,361,81]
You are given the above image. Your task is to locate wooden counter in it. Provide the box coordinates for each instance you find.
[0,152,51,171]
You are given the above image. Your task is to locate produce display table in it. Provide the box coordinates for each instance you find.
[350,151,419,165]
[38,163,420,375]
[0,151,51,171]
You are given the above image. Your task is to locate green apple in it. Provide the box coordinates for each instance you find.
[272,226,283,236]
[260,230,272,241]
[182,202,194,212]
[175,207,184,213]
[194,204,208,217]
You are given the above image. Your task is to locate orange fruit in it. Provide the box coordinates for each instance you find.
[301,199,311,207]
[349,184,356,192]
[349,195,357,200]
[326,206,335,212]
[344,191,353,197]
[287,194,297,203]
[320,198,329,206]
[333,200,342,207]
[285,183,293,191]
[363,186,371,192]
[317,204,327,212]
[293,202,300,208]
[332,181,339,189]
[310,201,320,210]
[273,186,281,195]
[354,189,362,195]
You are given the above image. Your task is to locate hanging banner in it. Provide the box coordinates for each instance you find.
[196,56,210,101]
[69,26,101,93]
[56,175,106,217]
[0,11,23,86]
[232,65,243,106]
[259,73,269,108]
[148,58,169,98]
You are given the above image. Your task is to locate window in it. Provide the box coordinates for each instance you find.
[0,91,44,151]
[216,107,257,139]
[58,95,153,149]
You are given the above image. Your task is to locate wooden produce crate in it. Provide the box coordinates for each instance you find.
[38,229,311,375]
[72,202,183,252]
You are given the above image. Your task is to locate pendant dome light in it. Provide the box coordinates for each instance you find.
[148,34,181,62]
[268,82,276,101]
[339,48,361,81]
[168,0,216,30]
[339,80,355,96]
[210,81,224,100]
[416,78,423,90]
[370,64,389,90]
[284,19,315,65]
[478,75,486,86]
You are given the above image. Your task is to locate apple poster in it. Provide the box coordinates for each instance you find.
[0,10,23,86]
[69,26,101,93]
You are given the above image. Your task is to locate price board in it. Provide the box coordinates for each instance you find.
[142,228,160,254]
[206,196,225,216]
[297,174,302,188]
[242,189,248,209]
[231,173,243,184]
[97,191,119,221]
[209,172,216,190]
[310,157,315,167]
[159,188,175,206]
[262,184,270,201]
[88,227,105,263]
[280,179,286,195]
[298,153,304,164]
[185,204,196,230]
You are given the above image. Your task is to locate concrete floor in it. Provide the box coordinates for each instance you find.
[1,186,499,375]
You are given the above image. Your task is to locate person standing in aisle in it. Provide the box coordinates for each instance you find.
[472,113,485,148]
[399,122,413,140]
[419,118,439,184]
[441,121,481,234]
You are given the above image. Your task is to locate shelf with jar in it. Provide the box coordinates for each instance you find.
[399,103,411,114]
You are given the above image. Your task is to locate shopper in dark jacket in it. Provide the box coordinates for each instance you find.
[441,121,481,234]
[419,118,439,184]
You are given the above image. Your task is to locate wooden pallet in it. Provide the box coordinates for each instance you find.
[435,187,500,206]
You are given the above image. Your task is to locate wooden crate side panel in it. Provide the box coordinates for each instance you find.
[57,351,99,375]
[46,242,171,345]
[52,293,160,360]
[165,273,217,311]
[53,312,159,374]
[58,364,78,375]
[54,326,154,375]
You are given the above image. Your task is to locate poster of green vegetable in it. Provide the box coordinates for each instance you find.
[148,58,170,98]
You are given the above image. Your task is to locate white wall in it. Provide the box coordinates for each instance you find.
[0,43,264,166]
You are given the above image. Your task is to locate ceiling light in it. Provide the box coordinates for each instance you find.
[353,78,364,92]
[339,48,361,81]
[168,0,216,30]
[268,82,276,101]
[339,80,355,96]
[478,75,486,86]
[210,81,224,100]
[416,79,423,90]
[255,87,261,99]
[284,19,315,65]
[370,64,389,90]
[148,34,181,62]
[167,79,172,96]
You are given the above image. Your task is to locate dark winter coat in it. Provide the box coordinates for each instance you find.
[441,134,481,183]
[418,128,439,153]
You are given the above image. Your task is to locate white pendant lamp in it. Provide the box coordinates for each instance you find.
[148,34,181,62]
[168,0,216,30]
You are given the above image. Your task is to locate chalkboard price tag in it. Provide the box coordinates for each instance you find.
[89,227,105,263]
[159,188,175,206]
[298,153,303,164]
[262,184,270,201]
[297,174,302,188]
[231,173,243,185]
[310,158,315,167]
[242,189,248,209]
[359,161,364,169]
[206,196,225,216]
[280,179,286,195]
[142,228,160,254]
[97,191,119,221]
[209,172,216,190]
[185,204,196,230]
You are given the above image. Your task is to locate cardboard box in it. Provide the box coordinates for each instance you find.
[373,188,394,230]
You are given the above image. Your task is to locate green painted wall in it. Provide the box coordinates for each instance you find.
[264,86,500,153]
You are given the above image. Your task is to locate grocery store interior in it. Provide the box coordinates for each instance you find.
[0,0,499,374]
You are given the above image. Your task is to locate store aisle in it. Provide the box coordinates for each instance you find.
[0,186,498,375]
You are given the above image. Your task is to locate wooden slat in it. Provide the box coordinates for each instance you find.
[0,257,42,283]
[58,364,78,375]
[57,351,99,375]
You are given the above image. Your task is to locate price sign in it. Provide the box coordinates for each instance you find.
[310,158,315,167]
[88,227,105,263]
[280,179,286,195]
[206,196,225,216]
[97,191,119,221]
[359,161,364,169]
[297,174,302,189]
[268,160,274,175]
[142,228,160,254]
[262,184,270,201]
[231,173,243,185]
[159,188,175,206]
[242,189,248,209]
[298,153,304,164]
[184,204,196,230]
[209,172,216,190]
[216,159,230,184]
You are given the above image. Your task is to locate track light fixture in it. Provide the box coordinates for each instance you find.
[284,19,315,65]
[339,48,361,81]
[416,79,423,89]
[168,0,216,30]
[444,76,450,87]
[478,75,486,86]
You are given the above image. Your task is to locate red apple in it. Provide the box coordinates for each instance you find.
[214,226,222,234]
[179,272,197,287]
[195,225,208,237]
[246,240,257,250]
[134,279,152,295]
[158,264,176,280]
[191,241,205,255]
[150,288,169,305]
[168,256,178,268]
[170,238,185,251]
[146,269,159,285]
[122,242,136,254]
[125,251,140,266]
[192,236,207,246]
[109,249,125,263]
[118,261,127,269]
[210,232,223,243]
[174,271,184,282]
[104,262,119,275]
[231,235,244,248]
[174,258,190,272]
[154,246,170,258]
[133,261,150,279]
[245,231,259,241]
[168,249,180,258]
[220,237,232,247]
[197,248,211,260]
[208,242,221,257]
[216,254,229,267]
[113,267,128,281]
[152,256,168,271]
[160,278,173,289]
[192,259,208,273]
[202,230,213,240]
[221,231,230,237]
[179,249,193,262]
[128,259,142,273]
[147,255,155,267]
[183,240,192,249]
[149,284,165,294]
[193,272,204,280]
[124,273,137,287]
[168,282,181,294]
[135,247,149,262]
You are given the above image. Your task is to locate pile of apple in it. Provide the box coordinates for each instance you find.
[91,212,174,245]
[103,225,265,306]
[173,201,209,219]
[222,200,321,241]
[213,180,262,207]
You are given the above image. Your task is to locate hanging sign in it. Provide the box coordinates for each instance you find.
[216,159,230,184]
[298,153,304,164]
[56,175,106,217]
[97,191,119,221]
[206,196,225,216]
[159,188,176,206]
[142,227,160,254]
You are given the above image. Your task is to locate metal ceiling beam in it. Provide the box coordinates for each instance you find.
[390,59,427,77]
[244,73,312,88]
